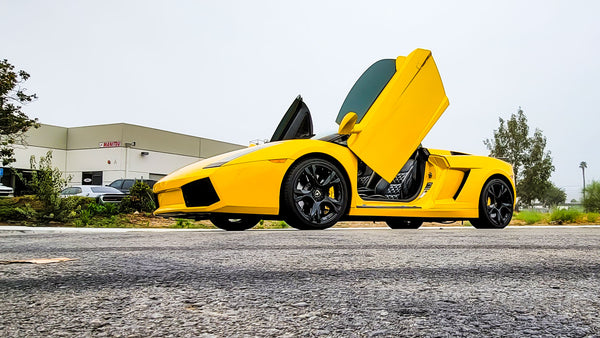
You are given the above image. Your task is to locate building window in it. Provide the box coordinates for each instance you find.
[82,171,103,185]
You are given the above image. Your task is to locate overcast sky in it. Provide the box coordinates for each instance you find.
[2,0,598,200]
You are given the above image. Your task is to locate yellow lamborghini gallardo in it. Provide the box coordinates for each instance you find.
[154,48,515,230]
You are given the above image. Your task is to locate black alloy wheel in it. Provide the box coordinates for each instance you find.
[210,214,260,231]
[386,218,423,229]
[282,158,349,230]
[471,178,513,229]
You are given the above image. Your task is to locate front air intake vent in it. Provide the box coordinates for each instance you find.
[181,178,220,207]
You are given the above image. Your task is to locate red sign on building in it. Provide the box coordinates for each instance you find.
[99,141,121,148]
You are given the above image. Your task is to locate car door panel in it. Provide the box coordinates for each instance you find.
[340,49,449,183]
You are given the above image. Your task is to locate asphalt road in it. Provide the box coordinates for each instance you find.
[1,227,600,337]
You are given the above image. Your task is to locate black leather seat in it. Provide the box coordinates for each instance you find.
[374,159,418,200]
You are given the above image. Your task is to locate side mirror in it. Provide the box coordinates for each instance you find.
[338,112,360,135]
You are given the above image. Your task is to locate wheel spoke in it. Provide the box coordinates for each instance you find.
[294,186,312,203]
[487,205,499,225]
[303,166,317,185]
[294,194,308,203]
[499,184,508,199]
[309,201,322,223]
[499,204,512,217]
[495,210,503,224]
[323,196,342,212]
[294,187,311,198]
[487,186,497,202]
[322,171,340,187]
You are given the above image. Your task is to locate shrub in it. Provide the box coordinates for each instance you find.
[587,212,599,223]
[75,209,93,226]
[583,181,600,212]
[27,151,71,214]
[54,196,94,222]
[0,196,42,222]
[515,210,544,224]
[71,200,122,226]
[8,204,37,221]
[120,181,156,213]
[550,208,582,224]
[86,201,119,216]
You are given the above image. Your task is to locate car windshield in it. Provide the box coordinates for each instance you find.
[91,187,121,194]
[312,130,348,145]
[336,59,396,124]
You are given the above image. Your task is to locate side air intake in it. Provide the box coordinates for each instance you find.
[181,178,220,207]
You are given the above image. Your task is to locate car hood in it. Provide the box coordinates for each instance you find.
[154,142,280,192]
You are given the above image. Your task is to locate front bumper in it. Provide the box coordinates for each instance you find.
[154,159,291,217]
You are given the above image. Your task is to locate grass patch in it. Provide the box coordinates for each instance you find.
[550,208,582,224]
[169,218,215,229]
[254,220,290,229]
[514,210,545,225]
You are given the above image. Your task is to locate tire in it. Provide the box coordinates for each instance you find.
[471,178,514,229]
[210,214,260,231]
[282,158,349,230]
[386,218,423,229]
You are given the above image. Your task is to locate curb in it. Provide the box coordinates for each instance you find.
[1,225,599,233]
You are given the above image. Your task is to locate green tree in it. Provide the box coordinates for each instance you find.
[1,59,39,166]
[541,182,566,207]
[484,108,554,209]
[582,180,600,212]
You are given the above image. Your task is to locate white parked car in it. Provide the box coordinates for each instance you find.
[60,185,125,203]
[0,183,14,197]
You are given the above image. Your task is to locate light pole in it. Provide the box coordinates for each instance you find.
[580,161,587,201]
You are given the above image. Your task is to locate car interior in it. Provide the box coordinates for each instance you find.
[357,147,429,202]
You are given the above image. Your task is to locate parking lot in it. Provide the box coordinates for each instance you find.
[1,226,599,337]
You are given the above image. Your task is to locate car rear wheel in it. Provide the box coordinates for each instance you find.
[282,158,348,230]
[471,178,513,229]
[386,218,423,229]
[210,214,260,231]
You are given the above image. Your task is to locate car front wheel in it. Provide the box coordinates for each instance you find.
[282,158,349,230]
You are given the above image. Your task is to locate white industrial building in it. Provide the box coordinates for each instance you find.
[1,123,244,194]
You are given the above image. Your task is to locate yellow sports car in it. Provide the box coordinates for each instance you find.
[154,48,515,231]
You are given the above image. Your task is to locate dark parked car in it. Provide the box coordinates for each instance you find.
[108,179,157,194]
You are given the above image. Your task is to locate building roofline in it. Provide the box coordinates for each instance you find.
[41,122,241,147]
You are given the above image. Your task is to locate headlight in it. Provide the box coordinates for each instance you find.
[204,161,228,169]
[202,143,273,169]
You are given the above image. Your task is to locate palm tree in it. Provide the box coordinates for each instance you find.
[580,161,587,200]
